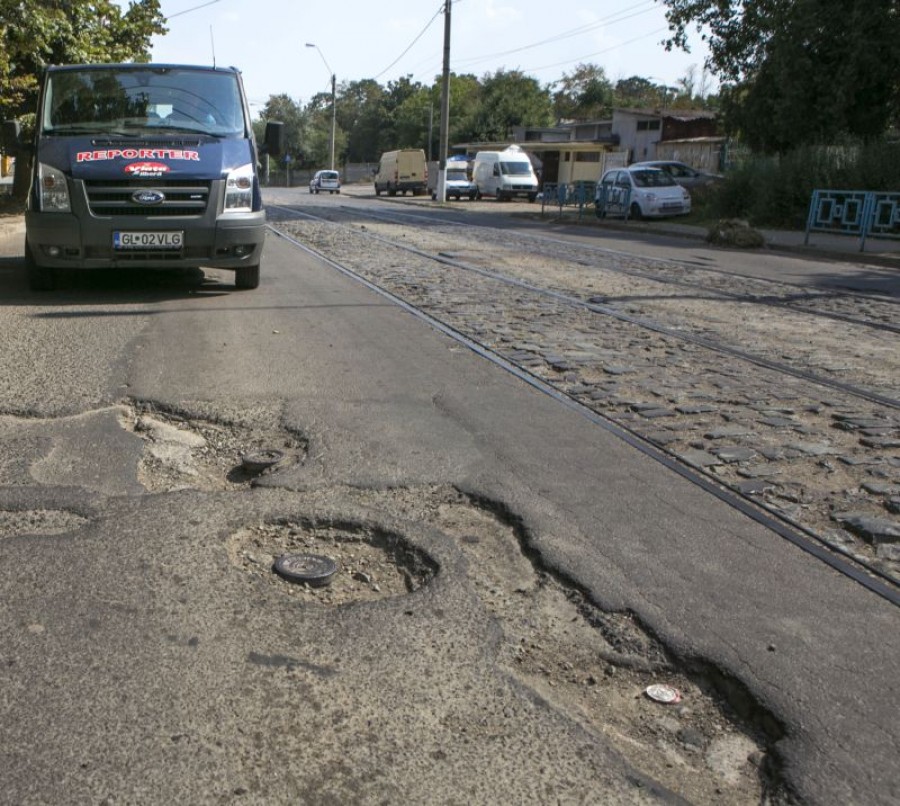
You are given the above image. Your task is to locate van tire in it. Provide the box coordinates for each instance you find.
[25,241,54,291]
[374,185,381,196]
[528,193,537,202]
[235,264,260,290]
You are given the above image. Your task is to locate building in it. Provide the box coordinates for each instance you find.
[453,108,721,185]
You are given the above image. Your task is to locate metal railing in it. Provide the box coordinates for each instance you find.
[540,181,597,220]
[805,190,900,251]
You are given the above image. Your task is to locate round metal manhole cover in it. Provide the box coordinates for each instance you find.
[273,553,339,587]
[241,449,286,474]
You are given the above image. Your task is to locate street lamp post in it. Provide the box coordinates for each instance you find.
[305,43,336,171]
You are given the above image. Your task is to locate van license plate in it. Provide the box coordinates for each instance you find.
[114,231,184,250]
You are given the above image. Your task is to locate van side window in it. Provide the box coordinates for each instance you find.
[493,164,500,177]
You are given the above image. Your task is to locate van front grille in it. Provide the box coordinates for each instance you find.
[85,179,212,217]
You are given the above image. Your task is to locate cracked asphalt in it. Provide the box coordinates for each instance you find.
[0,197,897,805]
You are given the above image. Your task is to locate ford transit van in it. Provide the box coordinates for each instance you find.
[472,146,539,202]
[2,63,283,290]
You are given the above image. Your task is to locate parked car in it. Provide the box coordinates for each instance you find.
[432,160,477,200]
[628,160,721,190]
[310,170,340,194]
[595,166,691,220]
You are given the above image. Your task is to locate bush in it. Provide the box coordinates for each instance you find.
[710,139,900,229]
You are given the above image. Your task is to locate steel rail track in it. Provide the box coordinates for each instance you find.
[268,217,900,608]
[348,203,900,309]
[270,204,900,411]
[340,205,900,337]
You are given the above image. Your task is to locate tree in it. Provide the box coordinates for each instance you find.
[614,76,663,109]
[468,69,553,143]
[658,0,900,151]
[0,0,167,121]
[552,63,613,122]
[258,94,307,167]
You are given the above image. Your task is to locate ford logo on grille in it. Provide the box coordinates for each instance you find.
[132,189,166,205]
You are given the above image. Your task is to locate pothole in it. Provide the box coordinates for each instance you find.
[227,516,439,605]
[118,401,307,492]
[323,484,784,805]
[0,508,89,536]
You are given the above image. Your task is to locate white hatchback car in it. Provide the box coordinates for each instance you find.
[309,170,340,194]
[595,166,691,220]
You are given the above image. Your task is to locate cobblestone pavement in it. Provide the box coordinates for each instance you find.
[269,200,900,587]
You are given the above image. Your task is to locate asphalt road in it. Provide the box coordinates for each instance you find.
[0,200,897,805]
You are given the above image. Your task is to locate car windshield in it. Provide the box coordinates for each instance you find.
[630,169,678,188]
[42,67,246,137]
[446,168,468,180]
[500,161,533,176]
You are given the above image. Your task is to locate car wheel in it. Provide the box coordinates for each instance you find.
[468,193,476,200]
[629,202,643,221]
[234,264,260,290]
[309,187,313,194]
[25,240,54,291]
[374,185,381,196]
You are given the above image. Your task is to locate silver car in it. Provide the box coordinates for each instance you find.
[309,170,341,194]
[629,160,721,190]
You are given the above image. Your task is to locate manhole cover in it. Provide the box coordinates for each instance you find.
[228,515,439,605]
[274,553,338,587]
[241,449,286,474]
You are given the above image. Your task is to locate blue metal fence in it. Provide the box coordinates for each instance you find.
[540,181,597,220]
[805,190,900,251]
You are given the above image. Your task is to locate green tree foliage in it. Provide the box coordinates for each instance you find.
[468,69,552,142]
[258,94,307,166]
[659,0,900,152]
[0,0,167,120]
[339,79,389,163]
[552,63,613,121]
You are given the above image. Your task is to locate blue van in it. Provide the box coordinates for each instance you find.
[2,63,283,290]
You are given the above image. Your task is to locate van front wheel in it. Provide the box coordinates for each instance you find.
[235,264,260,290]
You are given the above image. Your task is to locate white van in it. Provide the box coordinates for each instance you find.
[472,146,539,202]
[374,149,427,196]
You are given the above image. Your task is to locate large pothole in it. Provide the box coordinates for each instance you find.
[276,484,785,805]
[119,400,307,492]
[227,515,439,605]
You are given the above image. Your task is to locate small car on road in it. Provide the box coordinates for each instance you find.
[310,170,341,194]
[595,166,691,220]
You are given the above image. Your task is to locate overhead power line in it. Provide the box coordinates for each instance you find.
[371,3,445,81]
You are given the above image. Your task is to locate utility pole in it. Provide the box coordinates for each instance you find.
[329,72,337,171]
[436,0,451,203]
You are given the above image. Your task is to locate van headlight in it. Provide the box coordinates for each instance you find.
[223,163,254,214]
[38,163,71,212]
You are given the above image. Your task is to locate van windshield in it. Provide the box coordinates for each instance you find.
[500,161,533,176]
[42,67,246,137]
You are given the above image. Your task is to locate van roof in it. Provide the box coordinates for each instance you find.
[46,63,241,75]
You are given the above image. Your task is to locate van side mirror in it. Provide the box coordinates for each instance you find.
[262,121,284,157]
[2,120,22,155]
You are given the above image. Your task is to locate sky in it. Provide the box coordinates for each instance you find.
[139,0,714,111]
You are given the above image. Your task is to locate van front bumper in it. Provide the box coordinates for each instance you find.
[25,210,267,270]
